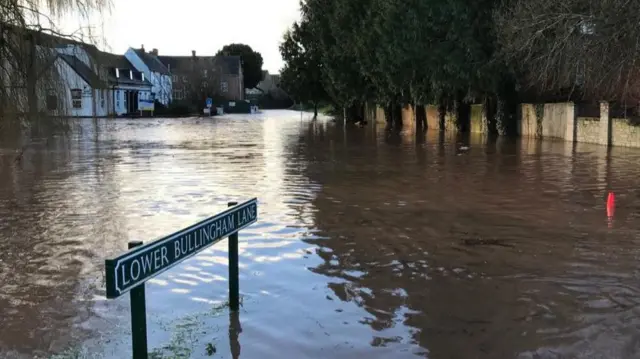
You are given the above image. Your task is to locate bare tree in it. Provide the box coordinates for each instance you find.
[0,0,108,130]
[495,0,640,104]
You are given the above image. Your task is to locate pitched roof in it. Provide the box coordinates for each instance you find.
[97,51,135,69]
[218,56,241,75]
[132,48,170,75]
[3,25,101,54]
[58,53,107,89]
[157,55,216,72]
[156,55,241,75]
[95,52,151,87]
[110,73,152,87]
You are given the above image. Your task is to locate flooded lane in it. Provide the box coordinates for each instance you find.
[2,111,640,358]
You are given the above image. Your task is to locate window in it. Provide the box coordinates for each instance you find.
[220,81,228,93]
[142,73,145,81]
[203,81,208,88]
[172,89,184,100]
[203,69,208,77]
[115,68,120,78]
[71,88,82,108]
[100,90,105,108]
[172,75,177,82]
[151,92,156,100]
[46,93,58,111]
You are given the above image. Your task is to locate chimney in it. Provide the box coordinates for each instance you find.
[151,48,158,56]
[192,50,196,57]
[141,44,145,52]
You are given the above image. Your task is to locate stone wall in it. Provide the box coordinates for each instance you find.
[426,105,440,130]
[575,117,600,144]
[520,101,640,148]
[470,104,486,133]
[520,104,541,138]
[401,105,415,129]
[520,103,574,139]
[611,118,640,147]
[363,101,640,148]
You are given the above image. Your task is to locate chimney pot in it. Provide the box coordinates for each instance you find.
[151,48,158,56]
[192,50,196,57]
[141,45,144,51]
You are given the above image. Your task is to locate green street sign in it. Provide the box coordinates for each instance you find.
[105,198,258,299]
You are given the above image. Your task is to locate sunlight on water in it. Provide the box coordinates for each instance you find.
[2,111,640,358]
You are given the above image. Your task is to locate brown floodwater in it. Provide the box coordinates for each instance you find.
[2,111,640,359]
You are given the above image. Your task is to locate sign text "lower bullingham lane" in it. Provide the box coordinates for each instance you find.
[105,199,258,298]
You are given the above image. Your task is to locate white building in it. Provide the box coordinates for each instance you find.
[55,48,109,117]
[0,29,158,117]
[99,52,153,116]
[125,46,172,105]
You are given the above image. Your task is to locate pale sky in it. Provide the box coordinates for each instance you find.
[57,0,301,74]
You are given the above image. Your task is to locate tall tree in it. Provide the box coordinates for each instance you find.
[279,21,327,118]
[281,0,518,131]
[216,43,264,89]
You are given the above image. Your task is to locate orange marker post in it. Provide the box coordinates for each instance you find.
[606,192,615,228]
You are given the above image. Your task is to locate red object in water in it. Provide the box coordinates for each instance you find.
[607,192,615,218]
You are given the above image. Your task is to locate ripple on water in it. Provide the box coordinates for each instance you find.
[3,114,640,358]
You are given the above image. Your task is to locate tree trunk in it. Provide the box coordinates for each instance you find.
[498,78,519,136]
[384,104,392,126]
[416,104,427,130]
[392,103,403,129]
[484,95,498,135]
[438,95,447,130]
[455,90,471,132]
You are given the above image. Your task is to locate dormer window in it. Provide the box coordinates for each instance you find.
[115,68,120,78]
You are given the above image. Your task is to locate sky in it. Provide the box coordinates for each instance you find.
[58,0,301,74]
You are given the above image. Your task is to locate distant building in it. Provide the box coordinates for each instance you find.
[125,46,172,105]
[0,28,112,117]
[54,48,109,117]
[256,70,288,101]
[257,70,281,93]
[97,52,153,116]
[158,51,244,103]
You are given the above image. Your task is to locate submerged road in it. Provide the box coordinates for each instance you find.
[1,110,640,358]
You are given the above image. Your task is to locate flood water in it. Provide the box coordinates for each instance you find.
[2,110,640,359]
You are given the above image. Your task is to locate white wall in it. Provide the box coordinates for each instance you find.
[95,89,109,117]
[159,74,172,105]
[112,86,153,116]
[54,57,94,117]
[124,48,172,106]
[149,72,172,105]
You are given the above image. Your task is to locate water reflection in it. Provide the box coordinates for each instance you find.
[2,112,640,358]
[298,123,640,358]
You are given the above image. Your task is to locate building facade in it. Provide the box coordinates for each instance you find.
[125,46,172,105]
[98,52,153,116]
[158,51,244,105]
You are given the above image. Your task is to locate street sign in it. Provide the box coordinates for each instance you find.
[206,97,213,108]
[105,198,258,299]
